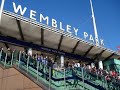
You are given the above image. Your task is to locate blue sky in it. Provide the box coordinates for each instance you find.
[1,0,120,51]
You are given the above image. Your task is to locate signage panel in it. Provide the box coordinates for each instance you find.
[0,0,104,46]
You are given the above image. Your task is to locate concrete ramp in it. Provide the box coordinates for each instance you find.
[0,67,43,90]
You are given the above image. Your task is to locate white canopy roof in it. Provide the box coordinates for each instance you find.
[0,10,120,62]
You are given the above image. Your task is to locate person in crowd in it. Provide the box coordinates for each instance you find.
[37,54,41,62]
[86,65,91,72]
[103,69,109,75]
[21,51,26,63]
[72,65,78,87]
[34,53,38,60]
[64,61,70,74]
[46,57,50,73]
[43,56,46,65]
[30,55,36,67]
[53,62,58,77]
[33,53,38,67]
[6,48,12,64]
[49,57,54,78]
[37,54,41,70]
[41,55,45,71]
[39,54,44,71]
[27,48,32,57]
[14,49,20,63]
[72,61,76,68]
[83,64,87,70]
[116,74,120,89]
[85,65,92,79]
[0,47,2,60]
[105,73,111,81]
[64,60,69,68]
[74,61,78,68]
[53,62,58,69]
[117,74,120,82]
[45,57,53,80]
[42,56,45,64]
[0,47,5,61]
[112,70,116,78]
[10,48,16,65]
[76,62,80,70]
[82,64,88,78]
[92,66,97,73]
[28,52,33,66]
[45,56,48,66]
[98,68,103,76]
[44,56,48,73]
[74,61,80,71]
[42,56,48,74]
[105,73,111,89]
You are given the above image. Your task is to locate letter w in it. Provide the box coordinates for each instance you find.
[13,2,27,16]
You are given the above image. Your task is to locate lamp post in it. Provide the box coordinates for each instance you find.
[0,0,5,24]
[90,0,99,46]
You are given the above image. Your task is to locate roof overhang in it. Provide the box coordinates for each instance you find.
[0,10,120,62]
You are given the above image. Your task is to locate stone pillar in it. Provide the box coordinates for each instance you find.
[91,63,95,68]
[61,55,64,68]
[27,48,32,56]
[98,60,103,69]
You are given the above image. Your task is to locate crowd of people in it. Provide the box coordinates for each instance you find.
[0,47,120,88]
[63,60,120,89]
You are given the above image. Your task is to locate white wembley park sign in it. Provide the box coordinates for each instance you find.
[0,1,104,46]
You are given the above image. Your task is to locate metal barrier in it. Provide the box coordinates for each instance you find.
[1,49,119,90]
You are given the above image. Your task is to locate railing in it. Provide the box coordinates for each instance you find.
[1,49,119,90]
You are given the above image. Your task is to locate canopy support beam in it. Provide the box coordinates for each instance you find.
[4,42,9,49]
[41,28,44,46]
[16,20,25,41]
[58,35,63,50]
[104,53,114,61]
[72,41,80,53]
[93,49,106,61]
[84,46,93,57]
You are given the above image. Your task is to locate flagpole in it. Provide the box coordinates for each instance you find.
[0,0,5,24]
[90,0,99,46]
